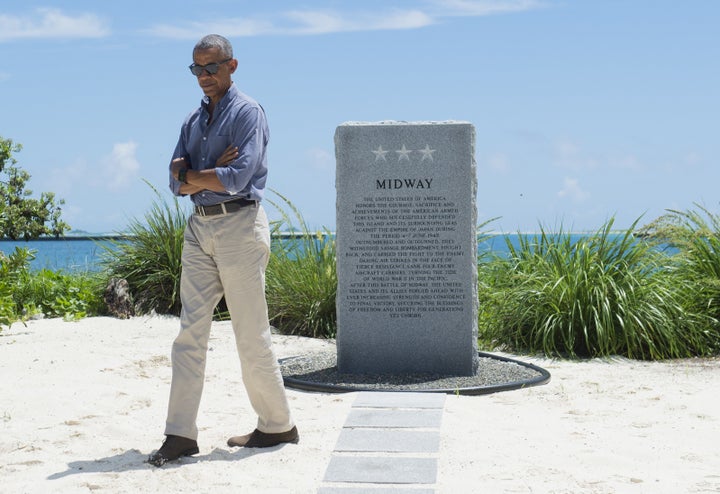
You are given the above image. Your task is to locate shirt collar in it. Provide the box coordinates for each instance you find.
[201,83,239,115]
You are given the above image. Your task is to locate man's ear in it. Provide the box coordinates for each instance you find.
[228,59,239,74]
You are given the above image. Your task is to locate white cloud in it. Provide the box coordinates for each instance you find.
[552,138,599,171]
[146,18,275,39]
[429,0,547,16]
[45,142,140,195]
[682,152,701,167]
[146,9,434,39]
[305,147,335,171]
[613,154,643,171]
[0,8,110,42]
[146,1,543,39]
[557,177,589,202]
[102,141,141,190]
[553,137,649,172]
[485,152,510,172]
[44,158,91,197]
[282,9,434,34]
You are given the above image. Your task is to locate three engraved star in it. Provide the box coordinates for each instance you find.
[372,144,436,162]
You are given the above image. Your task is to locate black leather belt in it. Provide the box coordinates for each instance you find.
[194,198,256,216]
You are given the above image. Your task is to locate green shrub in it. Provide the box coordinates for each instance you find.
[265,190,337,338]
[17,268,103,320]
[0,247,32,327]
[0,246,102,327]
[478,218,715,359]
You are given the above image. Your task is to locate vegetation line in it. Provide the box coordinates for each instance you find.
[2,178,719,360]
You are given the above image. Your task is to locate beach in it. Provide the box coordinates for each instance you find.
[1,316,719,493]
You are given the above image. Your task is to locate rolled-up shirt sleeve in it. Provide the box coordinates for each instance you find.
[169,121,191,196]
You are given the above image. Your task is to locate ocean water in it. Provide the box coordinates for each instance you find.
[1,235,508,272]
[0,238,123,272]
[1,233,644,273]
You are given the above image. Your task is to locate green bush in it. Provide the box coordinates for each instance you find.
[17,268,103,320]
[265,191,337,338]
[0,246,102,328]
[478,218,716,359]
[0,247,31,327]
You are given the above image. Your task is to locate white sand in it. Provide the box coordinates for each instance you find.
[1,316,719,493]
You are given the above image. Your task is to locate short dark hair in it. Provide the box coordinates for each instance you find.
[194,34,233,59]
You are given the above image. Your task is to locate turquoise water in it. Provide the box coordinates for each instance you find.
[2,235,508,272]
[1,233,647,273]
[0,238,123,272]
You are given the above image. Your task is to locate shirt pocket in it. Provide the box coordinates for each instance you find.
[215,113,234,137]
[207,134,235,169]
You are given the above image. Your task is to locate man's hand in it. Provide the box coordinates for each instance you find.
[170,157,202,194]
[171,157,188,181]
[216,145,239,167]
[170,148,232,194]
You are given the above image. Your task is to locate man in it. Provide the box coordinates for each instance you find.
[148,34,297,467]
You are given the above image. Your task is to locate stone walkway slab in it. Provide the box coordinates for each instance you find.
[351,392,446,409]
[334,429,440,453]
[345,408,443,428]
[319,487,435,494]
[323,456,438,484]
[318,392,446,492]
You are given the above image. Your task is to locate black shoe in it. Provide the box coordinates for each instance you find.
[147,435,199,467]
[227,426,299,448]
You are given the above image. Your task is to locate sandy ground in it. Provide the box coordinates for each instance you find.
[1,316,719,494]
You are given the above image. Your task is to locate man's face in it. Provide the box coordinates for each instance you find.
[192,47,237,102]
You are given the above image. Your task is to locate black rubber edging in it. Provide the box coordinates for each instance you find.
[281,351,551,396]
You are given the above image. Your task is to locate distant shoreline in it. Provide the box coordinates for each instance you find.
[0,230,637,242]
[0,235,130,242]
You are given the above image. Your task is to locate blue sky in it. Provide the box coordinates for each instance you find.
[1,0,718,234]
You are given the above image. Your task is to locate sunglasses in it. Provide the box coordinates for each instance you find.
[188,58,232,76]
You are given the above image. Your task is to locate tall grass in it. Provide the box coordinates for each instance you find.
[265,190,337,338]
[638,204,720,336]
[478,218,716,359]
[97,186,338,333]
[100,182,187,315]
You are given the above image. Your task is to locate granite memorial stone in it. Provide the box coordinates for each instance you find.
[335,121,478,375]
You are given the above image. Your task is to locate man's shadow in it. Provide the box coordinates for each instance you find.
[47,446,280,480]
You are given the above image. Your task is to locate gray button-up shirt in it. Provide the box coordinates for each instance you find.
[169,84,268,205]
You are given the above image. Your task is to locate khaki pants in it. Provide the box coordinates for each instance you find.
[164,204,293,440]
